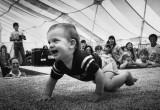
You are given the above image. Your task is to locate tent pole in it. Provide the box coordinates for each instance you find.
[90,4,99,46]
[0,21,2,43]
[139,0,147,48]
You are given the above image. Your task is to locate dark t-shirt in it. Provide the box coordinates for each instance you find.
[50,50,100,81]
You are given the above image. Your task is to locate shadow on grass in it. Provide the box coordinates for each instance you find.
[19,67,48,76]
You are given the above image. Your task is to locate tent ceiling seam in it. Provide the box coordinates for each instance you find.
[57,0,111,35]
[125,0,160,34]
[101,5,138,37]
[0,0,20,17]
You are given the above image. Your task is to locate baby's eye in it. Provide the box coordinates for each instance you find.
[52,39,59,43]
[48,41,50,44]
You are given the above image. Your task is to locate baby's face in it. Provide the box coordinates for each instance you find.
[149,53,156,61]
[139,54,148,62]
[126,57,132,63]
[104,47,110,53]
[47,28,72,60]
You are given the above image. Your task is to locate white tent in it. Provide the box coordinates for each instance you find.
[0,0,160,52]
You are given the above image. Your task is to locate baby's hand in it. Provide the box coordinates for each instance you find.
[38,95,52,102]
[87,93,102,102]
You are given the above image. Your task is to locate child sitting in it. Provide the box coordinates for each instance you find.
[38,23,137,102]
[148,50,160,67]
[103,44,112,57]
[148,50,159,63]
[132,48,155,68]
[100,49,118,74]
[119,52,137,69]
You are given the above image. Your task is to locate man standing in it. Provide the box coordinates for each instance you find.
[10,22,26,66]
[147,34,160,63]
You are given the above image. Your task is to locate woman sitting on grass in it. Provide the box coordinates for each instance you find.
[0,45,11,77]
[5,58,26,78]
[38,23,137,102]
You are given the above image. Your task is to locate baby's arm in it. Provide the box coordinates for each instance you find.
[120,61,128,69]
[147,63,160,68]
[132,62,148,68]
[88,69,104,102]
[40,77,58,101]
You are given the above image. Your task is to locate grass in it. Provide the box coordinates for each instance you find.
[0,67,160,110]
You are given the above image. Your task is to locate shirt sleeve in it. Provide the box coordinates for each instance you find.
[50,61,64,80]
[81,55,99,77]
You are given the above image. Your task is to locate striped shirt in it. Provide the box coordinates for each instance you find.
[50,50,100,81]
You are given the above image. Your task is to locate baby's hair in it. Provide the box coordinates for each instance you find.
[47,23,80,50]
[13,22,19,27]
[139,48,149,56]
[95,45,102,51]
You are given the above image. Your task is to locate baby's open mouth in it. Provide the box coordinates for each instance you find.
[50,50,58,54]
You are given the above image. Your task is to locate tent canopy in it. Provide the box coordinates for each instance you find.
[0,0,160,51]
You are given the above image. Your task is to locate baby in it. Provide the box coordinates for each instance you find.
[38,23,137,102]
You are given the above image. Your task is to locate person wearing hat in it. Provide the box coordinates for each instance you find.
[106,36,124,68]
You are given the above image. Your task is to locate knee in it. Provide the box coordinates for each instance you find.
[123,71,131,78]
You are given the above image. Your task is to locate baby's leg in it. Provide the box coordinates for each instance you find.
[103,71,136,92]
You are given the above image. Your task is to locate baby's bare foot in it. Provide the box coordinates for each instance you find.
[125,72,137,86]
[87,93,101,102]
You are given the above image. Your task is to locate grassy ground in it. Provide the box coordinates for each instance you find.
[0,67,160,110]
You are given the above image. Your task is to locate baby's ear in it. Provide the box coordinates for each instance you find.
[70,39,76,49]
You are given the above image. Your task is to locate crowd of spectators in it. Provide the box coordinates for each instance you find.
[82,34,160,70]
[0,33,159,78]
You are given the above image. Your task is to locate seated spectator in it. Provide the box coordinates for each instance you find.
[119,52,137,69]
[25,50,31,58]
[148,50,160,67]
[0,45,11,77]
[84,45,94,55]
[121,46,127,52]
[106,36,123,67]
[25,50,32,66]
[132,48,155,68]
[5,58,26,78]
[80,40,87,50]
[149,50,159,63]
[125,42,137,61]
[95,45,103,55]
[0,45,10,67]
[100,49,118,74]
[103,44,112,57]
